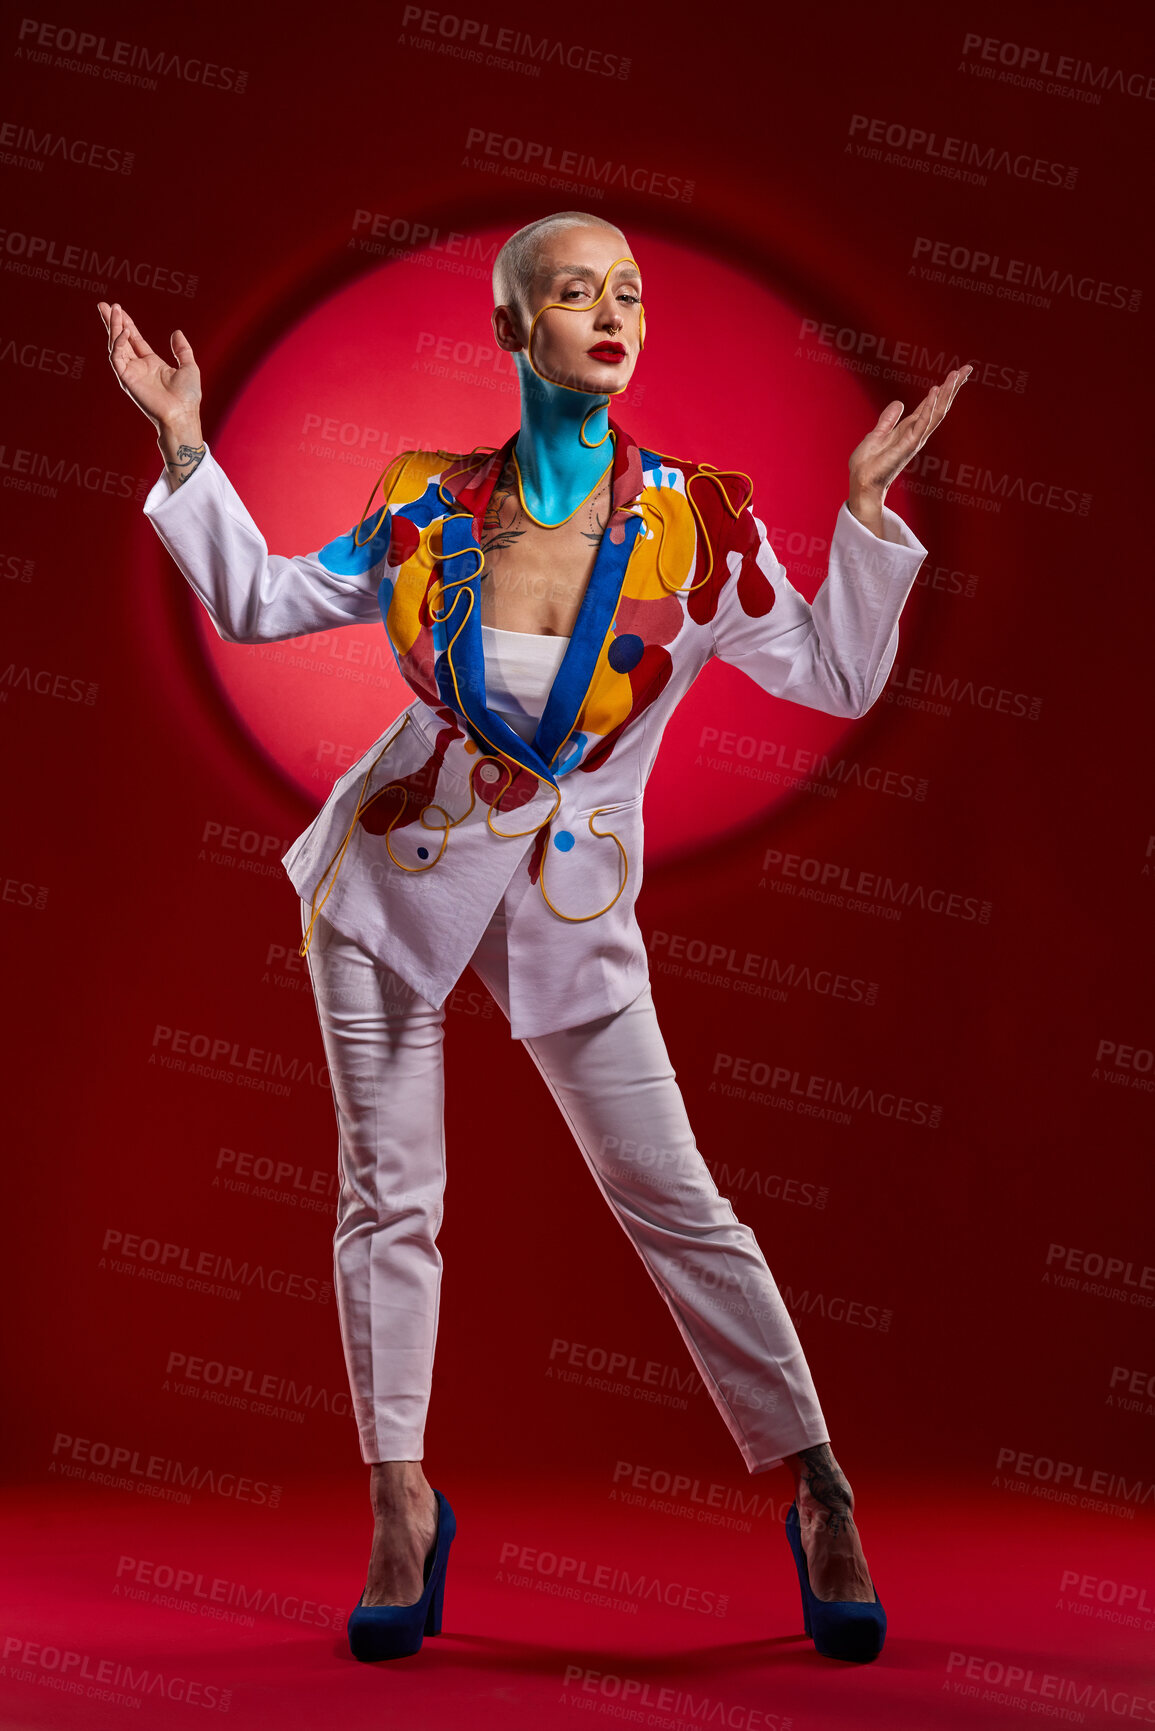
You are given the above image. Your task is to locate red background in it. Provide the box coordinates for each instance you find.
[3,0,1152,1724]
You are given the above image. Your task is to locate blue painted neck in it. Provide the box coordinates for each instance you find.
[513,357,613,524]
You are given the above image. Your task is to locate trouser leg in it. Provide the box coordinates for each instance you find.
[300,900,447,1464]
[470,909,830,1472]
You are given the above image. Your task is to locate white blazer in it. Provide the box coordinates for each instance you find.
[143,418,929,1037]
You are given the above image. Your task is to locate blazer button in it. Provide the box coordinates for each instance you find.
[478,762,501,783]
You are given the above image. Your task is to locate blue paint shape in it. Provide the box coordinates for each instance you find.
[608,632,644,673]
[318,505,390,575]
[553,830,575,851]
[554,731,587,775]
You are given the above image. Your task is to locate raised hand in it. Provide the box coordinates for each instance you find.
[97,301,205,491]
[847,366,971,535]
[97,301,201,426]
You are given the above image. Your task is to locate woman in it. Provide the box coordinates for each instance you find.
[98,209,969,1666]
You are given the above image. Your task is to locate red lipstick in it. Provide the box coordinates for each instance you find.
[588,342,626,362]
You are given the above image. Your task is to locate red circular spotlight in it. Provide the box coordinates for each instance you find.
[196,225,879,864]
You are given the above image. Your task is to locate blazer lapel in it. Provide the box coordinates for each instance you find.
[435,501,554,785]
[436,419,647,788]
[533,418,647,773]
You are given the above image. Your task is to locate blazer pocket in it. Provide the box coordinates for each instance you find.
[384,701,470,793]
[568,790,644,823]
[539,792,641,921]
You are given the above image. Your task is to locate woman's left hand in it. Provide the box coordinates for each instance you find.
[847,366,972,530]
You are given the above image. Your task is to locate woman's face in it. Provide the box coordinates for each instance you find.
[503,224,643,396]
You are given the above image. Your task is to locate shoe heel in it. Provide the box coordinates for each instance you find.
[783,1498,886,1664]
[787,1503,811,1634]
[424,1570,445,1636]
[347,1488,455,1662]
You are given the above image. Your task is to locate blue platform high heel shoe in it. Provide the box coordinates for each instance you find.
[347,1488,456,1662]
[784,1501,886,1663]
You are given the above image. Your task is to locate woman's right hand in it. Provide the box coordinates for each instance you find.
[98,301,205,490]
[97,301,202,431]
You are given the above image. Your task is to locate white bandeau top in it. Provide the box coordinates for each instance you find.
[480,624,571,743]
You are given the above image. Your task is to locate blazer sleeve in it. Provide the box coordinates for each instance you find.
[708,499,929,719]
[141,444,389,644]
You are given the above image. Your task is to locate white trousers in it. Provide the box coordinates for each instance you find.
[300,896,829,1472]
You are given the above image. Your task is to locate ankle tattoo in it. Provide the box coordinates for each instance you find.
[795,1444,853,1535]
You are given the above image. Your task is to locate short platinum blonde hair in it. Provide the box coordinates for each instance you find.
[492,211,629,319]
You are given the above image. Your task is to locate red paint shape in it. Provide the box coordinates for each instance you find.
[614,592,683,646]
[527,824,548,884]
[358,721,458,835]
[386,513,419,567]
[581,645,673,775]
[737,548,776,619]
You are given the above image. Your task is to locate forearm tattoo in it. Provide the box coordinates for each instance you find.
[166,442,206,487]
[794,1444,854,1535]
